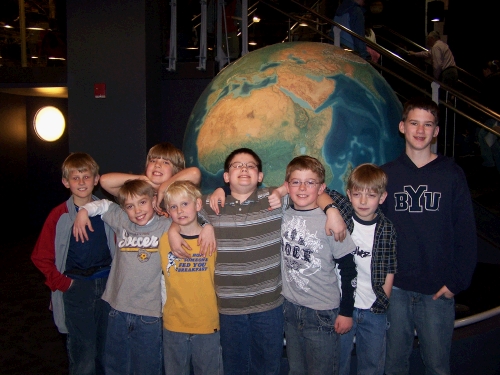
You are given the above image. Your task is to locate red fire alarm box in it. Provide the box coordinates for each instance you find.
[94,83,106,98]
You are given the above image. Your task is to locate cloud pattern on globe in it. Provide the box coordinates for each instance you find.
[183,41,404,194]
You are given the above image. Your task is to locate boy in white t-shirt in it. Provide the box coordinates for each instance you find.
[330,163,397,375]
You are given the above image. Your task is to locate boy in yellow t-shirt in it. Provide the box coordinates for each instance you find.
[159,181,221,375]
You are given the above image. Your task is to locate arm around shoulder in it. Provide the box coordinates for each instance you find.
[100,172,145,197]
[158,167,201,195]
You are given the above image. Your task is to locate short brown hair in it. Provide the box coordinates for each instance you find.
[146,142,185,174]
[401,96,439,126]
[163,180,202,211]
[116,179,156,208]
[61,152,99,180]
[224,148,263,172]
[285,155,325,183]
[346,163,387,194]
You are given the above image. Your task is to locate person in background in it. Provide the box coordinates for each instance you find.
[408,31,458,88]
[477,59,500,172]
[365,16,380,63]
[333,0,370,60]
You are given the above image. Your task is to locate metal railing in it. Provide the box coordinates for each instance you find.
[265,0,500,151]
[164,0,500,149]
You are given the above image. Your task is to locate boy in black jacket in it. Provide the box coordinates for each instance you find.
[382,97,477,375]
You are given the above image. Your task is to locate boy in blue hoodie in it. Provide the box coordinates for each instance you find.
[382,97,477,375]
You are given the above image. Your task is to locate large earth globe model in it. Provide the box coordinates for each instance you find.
[183,41,404,194]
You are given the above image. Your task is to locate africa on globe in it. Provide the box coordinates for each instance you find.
[183,41,404,194]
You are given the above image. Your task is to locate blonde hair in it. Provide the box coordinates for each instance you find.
[163,180,201,211]
[146,143,185,174]
[61,152,99,180]
[285,155,325,183]
[346,163,387,194]
[116,179,156,208]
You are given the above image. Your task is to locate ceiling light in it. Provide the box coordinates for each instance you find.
[428,0,444,22]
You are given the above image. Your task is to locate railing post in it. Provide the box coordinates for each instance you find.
[333,26,341,48]
[167,0,177,72]
[216,0,229,69]
[241,0,249,56]
[18,0,27,67]
[431,81,440,154]
[197,0,207,71]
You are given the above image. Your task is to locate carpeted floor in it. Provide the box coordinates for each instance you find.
[0,234,68,375]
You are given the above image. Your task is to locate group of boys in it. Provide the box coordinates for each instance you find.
[32,96,477,375]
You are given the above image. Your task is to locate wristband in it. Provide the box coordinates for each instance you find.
[323,203,337,214]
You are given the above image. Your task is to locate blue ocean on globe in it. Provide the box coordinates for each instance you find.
[183,41,404,194]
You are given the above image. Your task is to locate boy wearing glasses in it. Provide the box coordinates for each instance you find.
[180,148,347,375]
[281,155,357,375]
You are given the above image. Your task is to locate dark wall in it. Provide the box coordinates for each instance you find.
[0,93,69,239]
[0,93,28,239]
[447,2,500,76]
[66,0,161,176]
[161,78,212,149]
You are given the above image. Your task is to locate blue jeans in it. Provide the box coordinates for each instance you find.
[219,304,284,375]
[63,277,109,375]
[163,329,222,375]
[339,308,388,375]
[385,287,455,375]
[283,298,340,375]
[105,308,163,375]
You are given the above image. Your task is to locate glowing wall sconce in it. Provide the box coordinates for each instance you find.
[33,106,66,141]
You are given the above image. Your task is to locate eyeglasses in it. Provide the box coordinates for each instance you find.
[288,180,319,188]
[229,162,258,170]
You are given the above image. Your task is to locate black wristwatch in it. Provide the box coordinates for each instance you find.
[323,203,337,214]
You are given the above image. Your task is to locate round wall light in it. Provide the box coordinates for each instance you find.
[33,106,65,141]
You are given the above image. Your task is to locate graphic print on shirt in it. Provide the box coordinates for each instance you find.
[166,252,178,275]
[117,229,159,262]
[353,247,371,258]
[166,252,209,276]
[394,185,441,212]
[281,216,322,292]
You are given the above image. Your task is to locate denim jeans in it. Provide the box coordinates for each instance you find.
[339,308,388,375]
[63,277,109,375]
[283,299,340,375]
[163,328,222,375]
[385,287,455,375]
[105,308,163,375]
[219,304,284,375]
